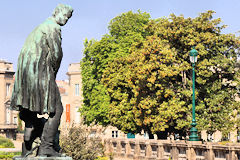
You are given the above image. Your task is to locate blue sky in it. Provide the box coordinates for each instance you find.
[0,0,239,80]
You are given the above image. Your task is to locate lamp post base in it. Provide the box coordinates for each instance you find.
[189,126,199,141]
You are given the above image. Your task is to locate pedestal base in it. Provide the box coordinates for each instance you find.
[13,156,72,160]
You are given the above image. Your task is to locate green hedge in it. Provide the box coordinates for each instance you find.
[95,157,109,160]
[0,136,14,148]
[0,151,21,159]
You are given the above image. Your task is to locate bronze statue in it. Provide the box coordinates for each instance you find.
[11,4,73,157]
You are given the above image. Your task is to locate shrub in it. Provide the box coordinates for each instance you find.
[0,136,14,148]
[60,124,104,160]
[95,156,109,160]
[0,151,21,159]
[218,141,231,145]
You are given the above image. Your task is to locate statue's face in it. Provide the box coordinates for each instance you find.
[55,10,72,26]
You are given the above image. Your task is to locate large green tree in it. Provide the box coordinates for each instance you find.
[80,11,151,125]
[103,37,188,138]
[81,10,240,139]
[106,11,240,138]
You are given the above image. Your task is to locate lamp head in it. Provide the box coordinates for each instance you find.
[189,47,198,63]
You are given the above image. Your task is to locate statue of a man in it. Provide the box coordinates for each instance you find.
[11,4,73,157]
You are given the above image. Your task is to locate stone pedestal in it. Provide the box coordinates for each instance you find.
[13,156,72,160]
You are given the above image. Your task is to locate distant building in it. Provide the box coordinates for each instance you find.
[0,60,18,139]
[57,63,126,138]
[57,63,83,130]
[0,60,124,139]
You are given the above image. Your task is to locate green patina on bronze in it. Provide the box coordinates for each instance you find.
[11,4,73,157]
[11,4,73,114]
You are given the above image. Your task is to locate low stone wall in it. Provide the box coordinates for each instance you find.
[104,138,240,160]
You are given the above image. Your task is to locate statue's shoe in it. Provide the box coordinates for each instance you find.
[38,146,62,157]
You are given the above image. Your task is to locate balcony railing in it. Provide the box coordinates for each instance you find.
[104,138,240,160]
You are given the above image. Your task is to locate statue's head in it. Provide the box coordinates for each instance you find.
[52,4,73,26]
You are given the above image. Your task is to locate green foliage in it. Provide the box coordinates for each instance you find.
[142,10,239,136]
[218,141,231,145]
[109,10,150,39]
[60,125,104,160]
[0,136,14,148]
[103,37,188,135]
[0,151,21,159]
[95,156,110,160]
[17,114,23,133]
[81,10,240,138]
[80,11,151,125]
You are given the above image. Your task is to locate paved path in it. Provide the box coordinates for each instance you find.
[0,147,21,152]
[13,140,22,149]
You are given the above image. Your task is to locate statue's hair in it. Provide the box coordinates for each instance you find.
[52,4,73,17]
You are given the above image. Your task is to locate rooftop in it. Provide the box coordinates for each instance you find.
[0,59,14,73]
[0,59,12,64]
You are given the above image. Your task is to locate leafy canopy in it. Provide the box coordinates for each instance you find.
[80,11,150,126]
[81,10,240,138]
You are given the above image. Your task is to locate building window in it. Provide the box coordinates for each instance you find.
[13,117,17,124]
[238,131,240,142]
[89,131,96,137]
[237,131,240,142]
[75,107,80,124]
[6,107,10,124]
[144,132,149,139]
[127,133,135,139]
[112,131,118,138]
[6,83,10,96]
[207,133,213,142]
[222,133,230,141]
[75,84,79,96]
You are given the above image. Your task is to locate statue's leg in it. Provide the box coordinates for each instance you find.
[19,108,38,156]
[38,103,63,157]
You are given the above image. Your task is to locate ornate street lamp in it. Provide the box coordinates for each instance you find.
[189,47,199,141]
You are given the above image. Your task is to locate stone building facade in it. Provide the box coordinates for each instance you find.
[0,60,18,139]
[57,63,83,130]
[57,63,126,139]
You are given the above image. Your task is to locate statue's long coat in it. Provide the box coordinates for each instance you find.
[11,18,62,114]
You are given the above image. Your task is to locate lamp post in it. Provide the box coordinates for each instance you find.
[189,47,199,141]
